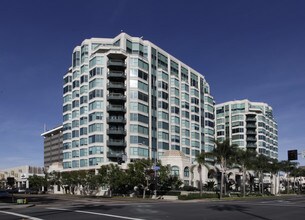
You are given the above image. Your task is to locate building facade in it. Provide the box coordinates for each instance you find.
[160,150,209,187]
[41,125,63,170]
[215,100,278,159]
[62,33,215,170]
[0,165,44,189]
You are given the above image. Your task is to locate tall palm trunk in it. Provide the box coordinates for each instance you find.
[274,173,279,195]
[242,166,246,197]
[261,172,264,195]
[273,173,278,195]
[220,170,223,199]
[199,165,203,196]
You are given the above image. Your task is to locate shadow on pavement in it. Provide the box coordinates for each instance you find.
[207,204,272,220]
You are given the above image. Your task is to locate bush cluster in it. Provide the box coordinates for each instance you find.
[178,193,218,200]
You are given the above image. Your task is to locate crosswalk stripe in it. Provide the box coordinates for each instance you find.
[0,210,43,220]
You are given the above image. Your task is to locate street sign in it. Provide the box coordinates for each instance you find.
[153,166,160,171]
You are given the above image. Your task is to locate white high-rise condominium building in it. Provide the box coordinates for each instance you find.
[215,100,278,159]
[62,33,215,170]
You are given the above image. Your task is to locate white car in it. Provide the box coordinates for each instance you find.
[18,188,26,193]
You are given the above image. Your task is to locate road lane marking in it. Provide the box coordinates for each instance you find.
[0,210,43,220]
[46,207,145,220]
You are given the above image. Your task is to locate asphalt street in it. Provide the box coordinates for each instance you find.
[0,195,304,220]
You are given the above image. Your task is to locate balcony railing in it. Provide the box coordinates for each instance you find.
[107,105,126,112]
[247,144,257,148]
[107,82,126,90]
[107,140,126,147]
[108,72,126,79]
[107,93,126,101]
[246,117,256,122]
[107,117,126,124]
[107,151,124,158]
[246,131,257,135]
[107,129,126,135]
[107,60,126,68]
[246,137,257,142]
[246,124,256,128]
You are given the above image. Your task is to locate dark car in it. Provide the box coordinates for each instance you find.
[0,190,11,198]
[25,188,39,194]
[6,188,18,194]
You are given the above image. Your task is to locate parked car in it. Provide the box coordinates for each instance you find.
[0,190,11,198]
[25,188,39,194]
[6,188,18,194]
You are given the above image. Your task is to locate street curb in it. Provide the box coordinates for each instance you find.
[0,204,35,209]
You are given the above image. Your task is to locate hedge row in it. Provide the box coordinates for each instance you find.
[178,193,219,200]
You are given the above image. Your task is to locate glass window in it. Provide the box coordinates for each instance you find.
[80,159,88,167]
[171,166,179,176]
[89,135,103,144]
[184,167,190,177]
[80,149,88,156]
[89,101,103,111]
[89,78,103,90]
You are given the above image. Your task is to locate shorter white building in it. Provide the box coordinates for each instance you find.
[215,99,278,159]
[160,150,210,188]
[0,165,44,189]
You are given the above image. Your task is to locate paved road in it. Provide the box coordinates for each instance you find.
[1,195,304,219]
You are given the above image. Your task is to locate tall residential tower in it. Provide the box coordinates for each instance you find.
[62,33,215,170]
[215,100,278,159]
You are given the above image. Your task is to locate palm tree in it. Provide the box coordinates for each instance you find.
[290,167,303,193]
[279,160,299,194]
[252,154,270,195]
[212,139,237,199]
[267,159,281,195]
[234,148,257,197]
[195,152,212,196]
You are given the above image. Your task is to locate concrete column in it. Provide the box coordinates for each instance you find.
[26,180,29,188]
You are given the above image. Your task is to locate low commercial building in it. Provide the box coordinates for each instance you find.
[0,165,44,189]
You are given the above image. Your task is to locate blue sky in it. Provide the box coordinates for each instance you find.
[0,0,305,169]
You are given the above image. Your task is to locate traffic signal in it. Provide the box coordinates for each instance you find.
[288,150,298,161]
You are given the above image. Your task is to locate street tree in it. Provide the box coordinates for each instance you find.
[28,175,46,192]
[157,164,182,193]
[195,152,212,196]
[279,160,298,194]
[126,159,153,195]
[267,159,281,195]
[212,139,237,199]
[252,154,270,194]
[97,164,127,196]
[233,148,257,197]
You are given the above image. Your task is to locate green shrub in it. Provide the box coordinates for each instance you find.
[178,193,218,200]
